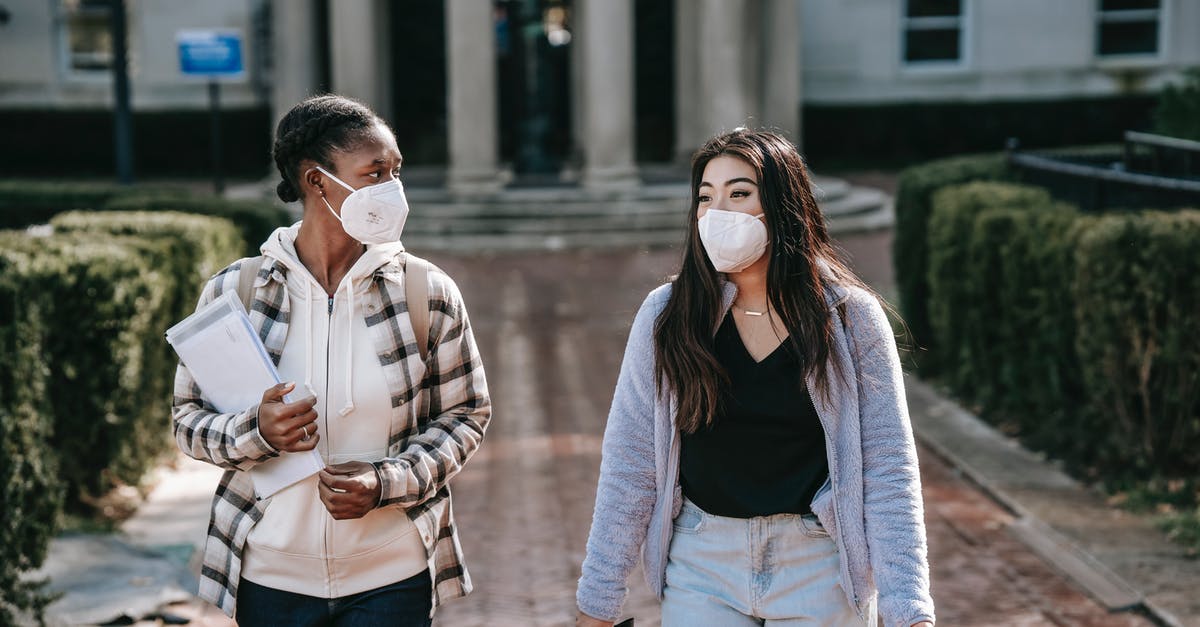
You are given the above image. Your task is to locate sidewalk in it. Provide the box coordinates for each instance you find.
[907,375,1200,627]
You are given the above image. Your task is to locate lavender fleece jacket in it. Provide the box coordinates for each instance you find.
[576,280,935,627]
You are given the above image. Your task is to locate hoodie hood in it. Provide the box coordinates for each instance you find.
[259,222,406,416]
[261,222,406,288]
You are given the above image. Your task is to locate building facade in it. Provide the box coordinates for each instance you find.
[0,0,1195,180]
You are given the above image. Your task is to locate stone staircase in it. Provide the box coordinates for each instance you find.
[399,174,892,252]
[237,173,893,252]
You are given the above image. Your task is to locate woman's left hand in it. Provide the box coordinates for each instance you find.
[318,461,382,519]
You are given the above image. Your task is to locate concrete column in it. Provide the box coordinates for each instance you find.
[762,0,801,145]
[698,0,755,138]
[445,0,501,195]
[674,0,702,162]
[270,0,320,129]
[576,0,638,191]
[329,0,391,121]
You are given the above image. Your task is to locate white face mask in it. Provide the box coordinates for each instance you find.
[315,166,410,245]
[697,209,768,273]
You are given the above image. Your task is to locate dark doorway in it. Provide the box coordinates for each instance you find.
[635,0,675,163]
[390,1,448,165]
[495,0,574,179]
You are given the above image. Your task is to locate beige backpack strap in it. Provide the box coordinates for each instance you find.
[236,256,265,314]
[405,253,431,362]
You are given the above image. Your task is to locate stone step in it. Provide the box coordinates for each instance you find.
[825,198,895,233]
[820,186,890,217]
[811,176,852,202]
[405,228,687,253]
[231,176,892,252]
[406,212,684,236]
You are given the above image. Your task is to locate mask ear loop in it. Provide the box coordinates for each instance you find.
[308,166,356,224]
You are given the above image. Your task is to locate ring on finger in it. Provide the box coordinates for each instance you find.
[301,424,310,440]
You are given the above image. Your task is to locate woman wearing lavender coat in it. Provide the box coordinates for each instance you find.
[575,129,935,626]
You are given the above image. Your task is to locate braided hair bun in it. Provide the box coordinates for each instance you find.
[271,94,384,203]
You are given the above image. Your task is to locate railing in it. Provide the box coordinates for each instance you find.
[1006,135,1200,212]
[1123,131,1200,179]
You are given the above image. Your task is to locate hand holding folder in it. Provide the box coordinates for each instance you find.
[166,290,325,498]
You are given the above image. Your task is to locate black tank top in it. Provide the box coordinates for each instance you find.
[680,312,830,518]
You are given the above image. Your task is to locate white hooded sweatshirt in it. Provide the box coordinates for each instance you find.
[240,224,427,598]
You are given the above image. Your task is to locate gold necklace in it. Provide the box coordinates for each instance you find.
[732,301,768,317]
[732,305,783,350]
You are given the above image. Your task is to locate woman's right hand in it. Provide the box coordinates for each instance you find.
[575,613,613,627]
[257,382,320,452]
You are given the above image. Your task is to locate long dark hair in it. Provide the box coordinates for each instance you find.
[654,129,872,434]
[271,94,386,203]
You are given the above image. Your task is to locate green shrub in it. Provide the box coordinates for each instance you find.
[102,194,292,254]
[1153,68,1200,141]
[45,213,242,505]
[893,153,1010,371]
[967,207,1096,461]
[0,181,186,231]
[0,211,241,617]
[1073,210,1200,478]
[0,242,65,624]
[51,210,244,324]
[6,233,177,509]
[925,181,1052,397]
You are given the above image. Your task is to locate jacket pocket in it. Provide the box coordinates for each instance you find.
[809,475,839,540]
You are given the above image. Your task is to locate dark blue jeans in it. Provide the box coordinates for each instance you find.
[236,570,432,627]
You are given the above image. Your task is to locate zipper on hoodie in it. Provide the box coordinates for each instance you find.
[324,292,334,596]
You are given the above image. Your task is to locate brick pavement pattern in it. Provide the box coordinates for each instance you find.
[424,247,1151,627]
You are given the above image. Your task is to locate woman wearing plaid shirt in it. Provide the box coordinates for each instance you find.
[172,95,490,626]
[577,130,934,626]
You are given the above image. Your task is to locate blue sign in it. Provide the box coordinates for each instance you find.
[177,29,244,79]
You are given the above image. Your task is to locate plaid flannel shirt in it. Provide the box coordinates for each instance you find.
[171,252,491,617]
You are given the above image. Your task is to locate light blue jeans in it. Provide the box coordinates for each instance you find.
[662,498,876,626]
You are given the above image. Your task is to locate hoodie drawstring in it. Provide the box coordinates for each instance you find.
[338,279,356,417]
[302,280,318,400]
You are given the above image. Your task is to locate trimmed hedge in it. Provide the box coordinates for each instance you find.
[893,153,1010,371]
[102,194,292,254]
[972,208,1095,460]
[39,214,241,507]
[0,243,65,623]
[924,178,1200,482]
[926,182,1054,397]
[0,180,187,231]
[1074,211,1200,477]
[5,232,176,509]
[51,210,244,326]
[0,211,243,617]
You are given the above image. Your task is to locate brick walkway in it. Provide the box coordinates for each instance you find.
[424,246,1151,627]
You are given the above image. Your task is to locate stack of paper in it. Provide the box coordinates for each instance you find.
[166,290,325,498]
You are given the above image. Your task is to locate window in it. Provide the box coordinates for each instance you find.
[1096,0,1161,57]
[903,0,963,64]
[63,0,113,72]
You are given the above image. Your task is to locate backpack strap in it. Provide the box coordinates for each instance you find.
[405,253,431,362]
[236,256,265,314]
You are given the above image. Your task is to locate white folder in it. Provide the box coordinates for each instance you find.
[166,290,325,498]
